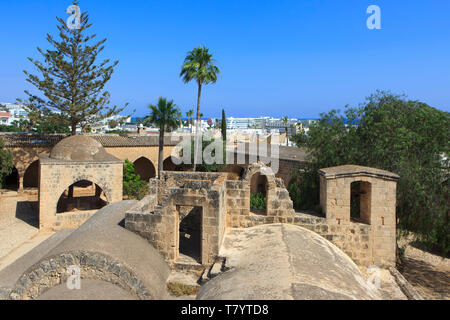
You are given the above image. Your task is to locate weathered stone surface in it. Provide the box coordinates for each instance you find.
[198,224,381,300]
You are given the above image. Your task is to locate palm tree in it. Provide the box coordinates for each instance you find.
[282,116,289,146]
[180,46,220,170]
[186,109,194,133]
[176,110,183,131]
[146,97,180,178]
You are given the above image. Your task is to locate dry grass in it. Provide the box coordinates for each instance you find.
[167,282,200,297]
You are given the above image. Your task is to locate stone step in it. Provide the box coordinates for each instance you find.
[174,260,205,273]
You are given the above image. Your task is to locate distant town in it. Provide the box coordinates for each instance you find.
[0,102,317,145]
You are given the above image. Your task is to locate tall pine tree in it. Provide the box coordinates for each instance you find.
[21,2,128,135]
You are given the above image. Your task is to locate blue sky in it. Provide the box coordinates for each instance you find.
[1,0,449,118]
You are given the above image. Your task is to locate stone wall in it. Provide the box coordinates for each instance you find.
[319,165,399,267]
[39,157,123,231]
[225,163,296,227]
[125,172,227,267]
[125,164,399,269]
[55,211,98,230]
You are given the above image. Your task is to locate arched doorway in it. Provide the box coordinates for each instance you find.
[250,172,268,215]
[3,166,19,190]
[57,180,108,213]
[133,157,156,181]
[177,205,202,264]
[23,160,39,189]
[163,157,182,171]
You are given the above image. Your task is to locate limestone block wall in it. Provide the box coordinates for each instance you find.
[276,159,306,187]
[38,157,123,231]
[225,163,296,227]
[319,166,399,267]
[125,164,398,269]
[55,211,98,230]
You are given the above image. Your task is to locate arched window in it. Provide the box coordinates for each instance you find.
[250,172,268,215]
[57,180,107,214]
[133,157,156,181]
[23,160,39,189]
[350,181,372,224]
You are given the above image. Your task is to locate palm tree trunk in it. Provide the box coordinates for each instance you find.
[193,83,202,171]
[71,121,77,136]
[286,126,289,146]
[158,123,165,178]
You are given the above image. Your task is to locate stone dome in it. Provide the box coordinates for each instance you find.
[50,135,116,162]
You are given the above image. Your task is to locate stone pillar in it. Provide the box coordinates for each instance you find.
[95,184,102,197]
[18,176,24,191]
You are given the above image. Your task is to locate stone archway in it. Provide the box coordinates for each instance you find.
[3,166,19,190]
[7,251,153,300]
[243,163,277,216]
[133,157,156,181]
[250,172,268,214]
[23,160,39,189]
[56,180,108,214]
[163,156,183,171]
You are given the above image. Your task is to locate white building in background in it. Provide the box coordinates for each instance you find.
[0,111,11,125]
[225,116,301,135]
[0,103,28,125]
[226,117,268,130]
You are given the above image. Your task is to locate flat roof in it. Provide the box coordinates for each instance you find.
[318,165,399,180]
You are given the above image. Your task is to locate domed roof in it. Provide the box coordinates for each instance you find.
[50,135,116,162]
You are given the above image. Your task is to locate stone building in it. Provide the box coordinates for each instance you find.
[319,165,399,267]
[38,135,123,231]
[126,163,399,269]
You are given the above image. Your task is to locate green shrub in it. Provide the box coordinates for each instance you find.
[250,192,266,210]
[0,138,13,189]
[123,159,149,200]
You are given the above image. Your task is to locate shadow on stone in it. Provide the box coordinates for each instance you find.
[15,201,39,228]
[398,257,450,300]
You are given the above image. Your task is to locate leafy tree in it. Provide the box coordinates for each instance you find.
[291,91,450,255]
[0,125,22,133]
[35,113,70,133]
[145,97,180,178]
[180,46,220,171]
[20,1,128,135]
[0,137,14,189]
[123,159,149,200]
[250,192,267,210]
[108,120,119,129]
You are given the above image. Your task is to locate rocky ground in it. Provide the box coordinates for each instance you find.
[398,236,450,300]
